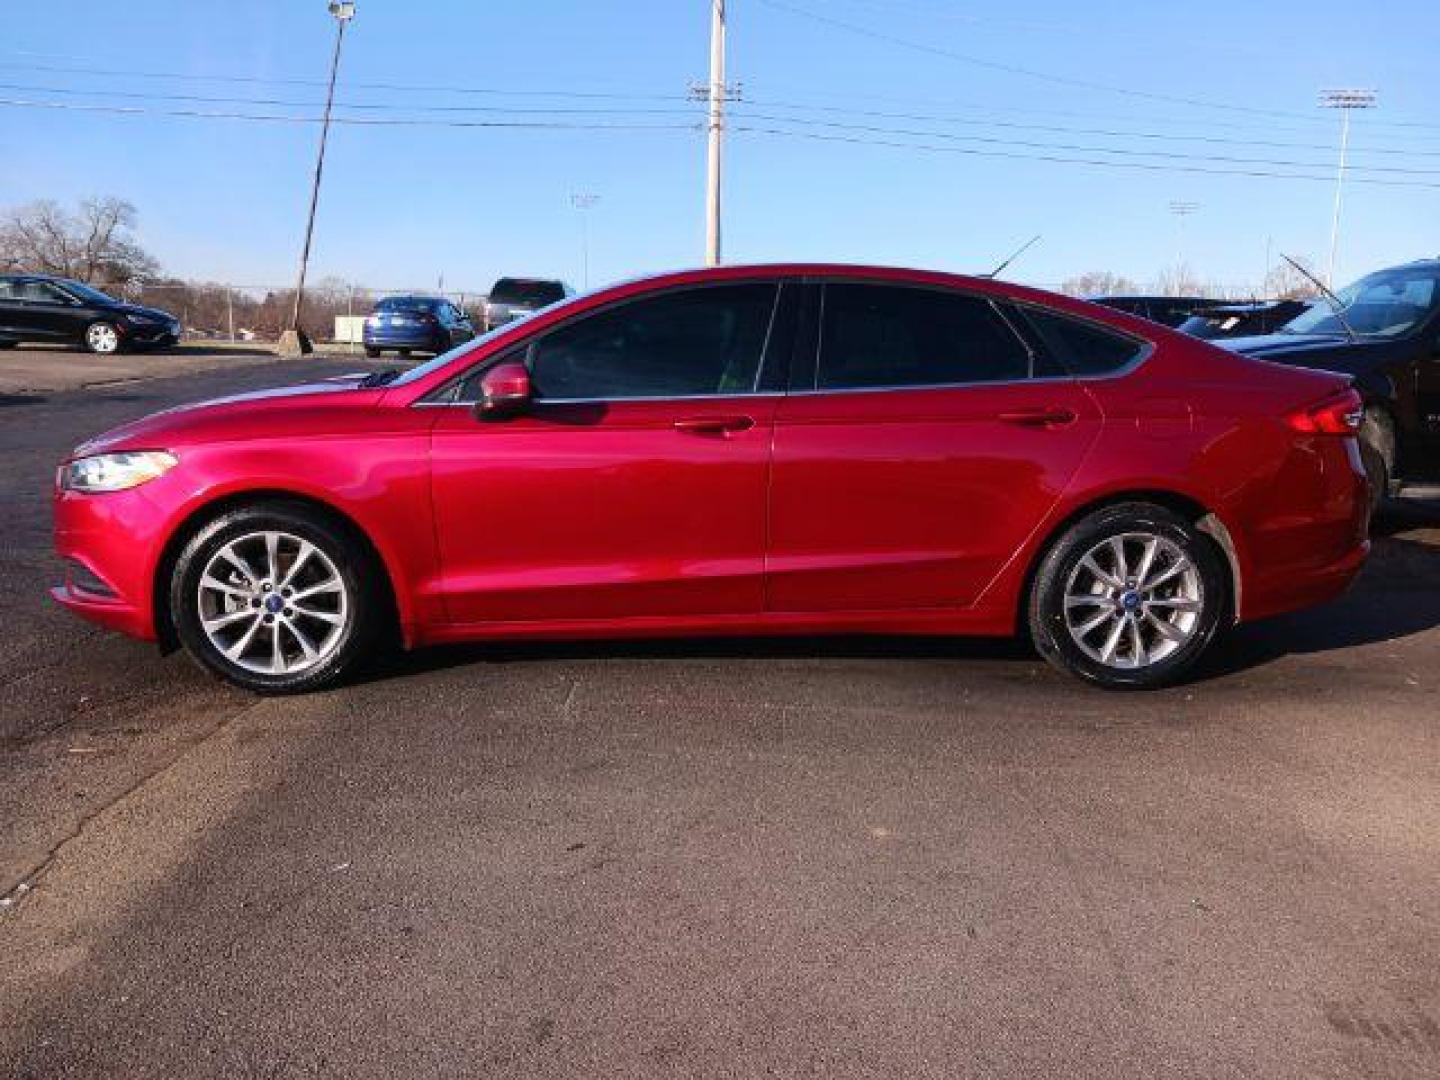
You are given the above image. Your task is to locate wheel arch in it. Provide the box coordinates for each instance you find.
[152,488,406,653]
[1014,488,1241,634]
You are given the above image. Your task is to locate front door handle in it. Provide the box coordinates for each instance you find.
[673,415,755,436]
[997,407,1077,428]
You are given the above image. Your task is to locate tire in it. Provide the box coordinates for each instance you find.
[1358,407,1395,511]
[364,345,382,358]
[84,321,123,355]
[169,501,383,694]
[0,340,16,350]
[1027,502,1229,690]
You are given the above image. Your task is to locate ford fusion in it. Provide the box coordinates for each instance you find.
[53,265,1369,693]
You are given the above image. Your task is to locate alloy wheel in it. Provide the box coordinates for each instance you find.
[87,323,120,354]
[1061,531,1204,670]
[196,530,350,675]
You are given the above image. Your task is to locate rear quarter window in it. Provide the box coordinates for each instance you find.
[1021,308,1147,377]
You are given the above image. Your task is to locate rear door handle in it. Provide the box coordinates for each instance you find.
[673,415,755,436]
[997,407,1077,428]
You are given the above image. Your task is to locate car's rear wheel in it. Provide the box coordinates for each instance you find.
[84,321,122,354]
[170,502,382,693]
[1358,407,1395,510]
[364,345,381,358]
[1028,502,1228,689]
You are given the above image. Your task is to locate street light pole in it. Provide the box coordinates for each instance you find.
[280,1,355,357]
[1320,88,1376,289]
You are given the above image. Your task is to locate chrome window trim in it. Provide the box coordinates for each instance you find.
[412,392,787,408]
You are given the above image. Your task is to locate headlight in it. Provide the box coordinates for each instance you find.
[124,312,161,325]
[60,451,178,493]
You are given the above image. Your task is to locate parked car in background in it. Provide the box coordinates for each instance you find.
[483,277,572,331]
[0,274,181,354]
[1176,299,1311,341]
[362,295,474,358]
[53,264,1368,695]
[1223,258,1440,503]
[1090,295,1228,328]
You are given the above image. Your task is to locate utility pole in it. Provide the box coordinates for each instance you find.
[570,193,601,289]
[1320,88,1376,288]
[1168,201,1200,276]
[280,1,355,357]
[705,0,726,267]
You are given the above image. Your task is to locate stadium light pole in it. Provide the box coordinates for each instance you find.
[1320,88,1376,289]
[280,1,355,357]
[1168,201,1200,273]
[570,193,601,290]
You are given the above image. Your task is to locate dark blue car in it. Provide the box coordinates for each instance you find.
[362,295,475,358]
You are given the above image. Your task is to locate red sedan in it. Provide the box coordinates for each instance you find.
[52,265,1369,692]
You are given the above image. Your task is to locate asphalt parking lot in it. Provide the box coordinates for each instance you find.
[2,352,1439,1078]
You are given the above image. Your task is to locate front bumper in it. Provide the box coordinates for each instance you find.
[51,485,167,641]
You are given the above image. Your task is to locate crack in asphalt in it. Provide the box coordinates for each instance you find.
[0,697,268,914]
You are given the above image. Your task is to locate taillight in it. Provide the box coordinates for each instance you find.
[1286,388,1363,435]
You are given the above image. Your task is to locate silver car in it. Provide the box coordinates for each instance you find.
[483,277,573,331]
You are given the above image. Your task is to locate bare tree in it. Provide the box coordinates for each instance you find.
[0,196,158,284]
[1262,256,1324,300]
[1151,264,1212,297]
[1060,270,1140,297]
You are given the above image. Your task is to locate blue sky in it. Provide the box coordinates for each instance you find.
[3,0,1437,295]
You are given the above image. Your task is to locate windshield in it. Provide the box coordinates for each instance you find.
[1280,265,1440,338]
[61,280,118,304]
[489,278,567,306]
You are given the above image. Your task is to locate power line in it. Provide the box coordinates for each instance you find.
[0,97,699,131]
[733,125,1440,190]
[738,96,1440,159]
[756,0,1331,123]
[0,81,699,117]
[730,111,1440,177]
[8,92,1438,188]
[12,78,1436,160]
[0,58,687,102]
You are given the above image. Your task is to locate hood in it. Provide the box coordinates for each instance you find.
[114,302,177,322]
[71,380,382,458]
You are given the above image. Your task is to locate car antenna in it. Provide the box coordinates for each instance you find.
[1280,253,1358,343]
[981,235,1042,280]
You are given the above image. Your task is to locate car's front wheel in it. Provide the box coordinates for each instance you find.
[1028,502,1229,689]
[84,321,123,354]
[170,502,382,693]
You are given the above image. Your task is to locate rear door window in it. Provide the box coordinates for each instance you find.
[814,283,1035,390]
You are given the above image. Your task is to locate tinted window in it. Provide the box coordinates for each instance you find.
[1022,309,1145,376]
[527,284,777,400]
[490,279,568,306]
[375,296,439,313]
[815,284,1032,390]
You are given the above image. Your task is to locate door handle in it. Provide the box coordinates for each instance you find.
[997,407,1077,428]
[673,415,755,436]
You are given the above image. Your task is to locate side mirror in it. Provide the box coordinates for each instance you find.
[475,361,532,419]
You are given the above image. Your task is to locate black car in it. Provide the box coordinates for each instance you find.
[362,295,475,358]
[1222,259,1440,501]
[1090,295,1229,329]
[483,277,573,331]
[0,274,180,354]
[1176,299,1311,341]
